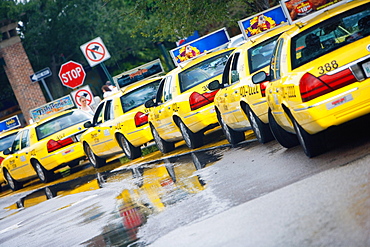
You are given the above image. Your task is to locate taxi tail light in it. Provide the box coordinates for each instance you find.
[260,81,269,97]
[299,69,357,102]
[0,157,4,165]
[189,90,218,111]
[134,111,148,127]
[47,137,74,153]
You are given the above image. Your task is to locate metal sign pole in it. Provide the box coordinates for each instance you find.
[41,78,54,101]
[100,62,115,85]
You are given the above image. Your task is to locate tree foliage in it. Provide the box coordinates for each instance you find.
[117,0,266,41]
[0,0,277,99]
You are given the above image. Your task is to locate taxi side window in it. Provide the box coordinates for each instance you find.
[93,102,105,125]
[221,53,234,86]
[230,53,240,84]
[11,132,22,152]
[270,38,284,81]
[104,100,114,121]
[21,129,30,149]
[163,76,173,102]
[155,78,166,104]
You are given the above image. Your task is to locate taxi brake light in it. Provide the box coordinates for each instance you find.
[260,81,269,97]
[0,157,4,165]
[47,137,74,153]
[189,90,218,111]
[319,68,357,90]
[299,73,331,102]
[134,111,148,127]
[299,69,357,102]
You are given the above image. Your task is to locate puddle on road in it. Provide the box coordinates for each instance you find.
[1,148,227,246]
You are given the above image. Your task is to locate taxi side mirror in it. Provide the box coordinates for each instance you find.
[145,98,156,108]
[208,80,222,90]
[84,121,93,128]
[252,71,270,84]
[3,148,11,155]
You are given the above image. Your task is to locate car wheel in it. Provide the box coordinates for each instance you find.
[178,120,203,149]
[245,105,274,144]
[33,160,54,183]
[4,169,22,191]
[44,186,57,199]
[118,134,141,160]
[83,143,106,168]
[268,111,299,148]
[150,125,175,154]
[217,112,245,145]
[293,118,326,158]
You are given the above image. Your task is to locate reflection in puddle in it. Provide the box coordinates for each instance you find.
[3,149,224,246]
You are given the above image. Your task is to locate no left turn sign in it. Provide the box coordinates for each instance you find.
[80,37,111,67]
[71,85,95,107]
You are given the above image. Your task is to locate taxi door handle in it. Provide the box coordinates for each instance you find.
[234,90,238,94]
[168,107,171,110]
[224,93,227,97]
[98,130,101,132]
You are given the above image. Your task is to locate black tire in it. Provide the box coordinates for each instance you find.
[150,125,175,154]
[33,159,54,183]
[217,112,245,145]
[44,186,57,199]
[178,120,204,149]
[293,118,326,158]
[83,143,106,168]
[118,134,141,160]
[268,111,299,148]
[4,169,22,191]
[244,105,274,144]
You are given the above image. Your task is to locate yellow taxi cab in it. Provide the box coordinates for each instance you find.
[0,128,20,190]
[145,48,235,153]
[80,77,162,167]
[252,0,370,157]
[209,24,293,145]
[2,109,92,190]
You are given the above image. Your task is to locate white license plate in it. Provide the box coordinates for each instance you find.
[362,61,370,78]
[326,94,353,110]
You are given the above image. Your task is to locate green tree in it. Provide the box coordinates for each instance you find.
[0,0,277,100]
[115,0,276,41]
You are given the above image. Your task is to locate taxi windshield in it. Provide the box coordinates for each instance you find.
[0,132,18,151]
[36,110,91,140]
[291,4,370,69]
[120,79,161,112]
[179,50,233,93]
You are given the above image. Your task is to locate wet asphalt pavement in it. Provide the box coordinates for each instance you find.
[0,123,370,246]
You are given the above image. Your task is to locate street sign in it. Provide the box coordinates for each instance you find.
[58,61,86,89]
[70,85,95,107]
[80,37,111,67]
[0,115,21,132]
[30,67,52,83]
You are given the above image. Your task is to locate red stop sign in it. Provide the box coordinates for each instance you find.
[59,61,86,89]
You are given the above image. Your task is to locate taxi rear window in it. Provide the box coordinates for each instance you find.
[0,132,18,151]
[178,50,233,93]
[120,79,161,113]
[291,4,370,69]
[36,110,91,140]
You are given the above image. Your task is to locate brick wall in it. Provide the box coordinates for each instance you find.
[0,36,47,124]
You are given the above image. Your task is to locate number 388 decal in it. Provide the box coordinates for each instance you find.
[318,60,338,74]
